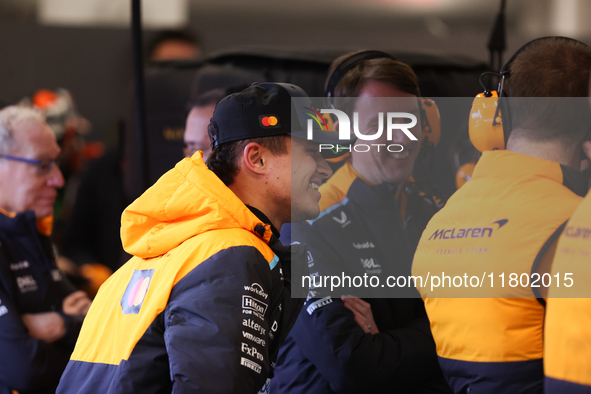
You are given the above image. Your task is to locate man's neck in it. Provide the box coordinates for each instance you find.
[506,133,579,169]
[228,184,284,231]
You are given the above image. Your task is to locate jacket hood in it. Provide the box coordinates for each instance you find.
[121,152,270,258]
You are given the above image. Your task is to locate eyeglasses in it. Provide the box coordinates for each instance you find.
[0,154,60,176]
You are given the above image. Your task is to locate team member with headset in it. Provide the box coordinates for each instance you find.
[543,80,591,394]
[412,36,591,393]
[272,50,451,393]
[544,179,591,393]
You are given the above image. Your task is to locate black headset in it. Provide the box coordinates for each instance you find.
[324,50,442,199]
[325,50,399,99]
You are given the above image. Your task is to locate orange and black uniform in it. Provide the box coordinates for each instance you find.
[545,190,591,393]
[412,150,586,393]
[56,153,306,393]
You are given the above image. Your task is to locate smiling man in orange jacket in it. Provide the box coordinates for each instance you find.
[56,82,352,393]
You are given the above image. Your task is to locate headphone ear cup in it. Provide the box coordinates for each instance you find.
[420,98,441,149]
[469,91,506,152]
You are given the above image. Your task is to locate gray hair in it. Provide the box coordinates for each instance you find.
[0,106,45,155]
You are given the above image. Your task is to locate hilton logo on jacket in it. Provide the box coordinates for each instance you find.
[428,219,508,241]
[121,269,155,314]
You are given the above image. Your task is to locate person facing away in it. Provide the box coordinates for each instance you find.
[0,106,91,394]
[412,36,591,393]
[272,50,451,393]
[543,74,591,394]
[55,82,357,393]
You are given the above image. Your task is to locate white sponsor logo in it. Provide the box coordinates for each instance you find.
[361,258,381,269]
[10,260,30,271]
[243,318,266,336]
[307,251,314,267]
[0,305,7,317]
[16,275,38,293]
[361,258,382,274]
[242,296,268,320]
[259,379,271,394]
[306,296,333,315]
[241,342,264,361]
[241,357,262,374]
[51,269,63,282]
[244,283,268,299]
[353,241,375,249]
[269,320,279,340]
[243,331,266,346]
[332,211,351,227]
[306,289,318,301]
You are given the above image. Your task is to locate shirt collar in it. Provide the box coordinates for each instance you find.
[247,205,280,238]
[474,150,587,197]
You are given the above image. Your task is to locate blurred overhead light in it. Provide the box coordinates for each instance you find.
[38,0,189,28]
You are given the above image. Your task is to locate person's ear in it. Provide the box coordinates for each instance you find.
[242,142,268,175]
[581,140,591,170]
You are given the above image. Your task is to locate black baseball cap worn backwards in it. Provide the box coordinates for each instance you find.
[209,82,354,157]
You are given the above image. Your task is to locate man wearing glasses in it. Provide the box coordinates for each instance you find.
[0,106,91,394]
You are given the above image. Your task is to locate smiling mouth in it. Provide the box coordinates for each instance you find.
[309,182,320,190]
[389,150,410,159]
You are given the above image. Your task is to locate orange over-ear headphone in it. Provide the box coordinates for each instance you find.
[324,50,441,155]
[469,36,589,152]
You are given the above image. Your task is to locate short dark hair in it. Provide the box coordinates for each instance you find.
[327,50,420,99]
[190,88,227,109]
[189,84,249,109]
[504,37,591,145]
[147,30,200,59]
[206,123,288,186]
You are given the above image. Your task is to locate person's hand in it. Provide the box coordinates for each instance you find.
[21,312,66,343]
[341,295,379,334]
[56,255,80,276]
[62,290,92,316]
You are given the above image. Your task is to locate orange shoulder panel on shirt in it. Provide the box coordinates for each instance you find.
[412,151,582,362]
[545,192,591,387]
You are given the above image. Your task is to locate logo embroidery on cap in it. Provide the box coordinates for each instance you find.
[121,269,155,314]
[260,115,280,128]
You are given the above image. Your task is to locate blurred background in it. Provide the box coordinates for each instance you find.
[3,0,590,287]
[2,0,590,144]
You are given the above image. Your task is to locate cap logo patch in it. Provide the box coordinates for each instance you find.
[260,115,280,128]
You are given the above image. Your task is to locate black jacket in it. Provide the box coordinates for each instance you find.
[0,211,80,394]
[272,171,451,393]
